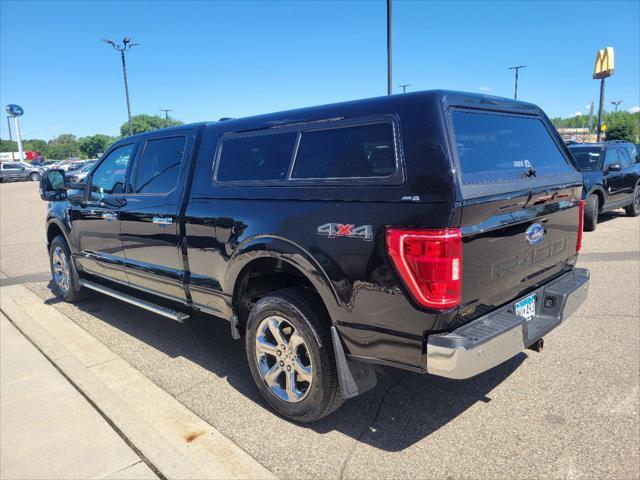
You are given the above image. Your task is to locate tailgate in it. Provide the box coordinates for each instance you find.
[448,107,583,324]
[459,188,581,322]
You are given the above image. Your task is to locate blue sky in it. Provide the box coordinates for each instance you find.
[1,0,638,140]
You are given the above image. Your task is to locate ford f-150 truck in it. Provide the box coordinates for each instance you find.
[39,91,590,422]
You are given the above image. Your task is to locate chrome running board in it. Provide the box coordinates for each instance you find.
[80,280,190,323]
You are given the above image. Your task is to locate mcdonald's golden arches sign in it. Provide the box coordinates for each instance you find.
[593,47,615,79]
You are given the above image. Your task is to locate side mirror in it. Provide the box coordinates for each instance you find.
[39,169,68,201]
[607,163,622,172]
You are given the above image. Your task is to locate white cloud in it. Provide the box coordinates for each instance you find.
[573,111,582,117]
[585,104,592,110]
[478,86,491,92]
[629,106,640,113]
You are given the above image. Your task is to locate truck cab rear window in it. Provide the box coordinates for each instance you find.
[451,110,573,184]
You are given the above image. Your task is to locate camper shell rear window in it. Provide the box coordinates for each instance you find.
[450,109,574,185]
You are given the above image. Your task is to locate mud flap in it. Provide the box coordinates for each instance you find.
[331,326,377,399]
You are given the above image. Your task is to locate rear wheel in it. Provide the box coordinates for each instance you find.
[245,288,343,422]
[624,186,640,217]
[30,172,41,181]
[584,194,599,232]
[49,235,85,302]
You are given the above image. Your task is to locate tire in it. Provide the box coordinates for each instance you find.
[30,172,41,181]
[624,186,640,217]
[584,194,599,232]
[245,288,344,422]
[49,235,86,302]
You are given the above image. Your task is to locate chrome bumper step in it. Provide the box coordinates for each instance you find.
[80,280,190,323]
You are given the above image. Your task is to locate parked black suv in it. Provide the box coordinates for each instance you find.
[40,91,590,422]
[567,141,640,230]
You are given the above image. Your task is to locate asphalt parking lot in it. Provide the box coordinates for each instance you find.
[1,180,639,479]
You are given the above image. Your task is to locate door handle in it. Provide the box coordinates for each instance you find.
[152,216,173,225]
[102,212,117,222]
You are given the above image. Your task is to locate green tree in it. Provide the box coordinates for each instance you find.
[78,134,117,158]
[23,139,47,154]
[49,133,78,145]
[120,114,183,136]
[0,139,18,152]
[605,115,636,142]
[46,142,80,160]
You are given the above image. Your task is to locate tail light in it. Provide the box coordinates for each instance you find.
[386,228,462,310]
[576,200,585,253]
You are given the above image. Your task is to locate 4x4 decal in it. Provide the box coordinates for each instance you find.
[317,223,373,241]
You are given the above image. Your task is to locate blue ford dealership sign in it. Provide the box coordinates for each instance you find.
[5,104,24,117]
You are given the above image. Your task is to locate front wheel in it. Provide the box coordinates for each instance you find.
[30,172,41,181]
[245,288,344,422]
[624,186,640,217]
[584,194,599,232]
[49,235,85,302]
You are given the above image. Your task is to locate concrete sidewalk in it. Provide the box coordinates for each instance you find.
[0,284,276,480]
[0,312,158,480]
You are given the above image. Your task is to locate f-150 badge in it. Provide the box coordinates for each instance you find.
[317,223,373,241]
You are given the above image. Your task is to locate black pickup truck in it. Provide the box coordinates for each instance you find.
[40,91,590,422]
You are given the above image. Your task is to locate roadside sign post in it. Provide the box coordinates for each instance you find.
[6,116,15,161]
[593,47,615,142]
[5,104,24,161]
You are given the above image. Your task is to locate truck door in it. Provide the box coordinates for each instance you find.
[602,146,626,204]
[617,146,637,197]
[71,143,134,284]
[119,131,193,302]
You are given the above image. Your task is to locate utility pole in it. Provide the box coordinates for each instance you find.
[387,0,392,96]
[508,65,526,99]
[103,37,140,136]
[160,108,172,120]
[398,84,411,93]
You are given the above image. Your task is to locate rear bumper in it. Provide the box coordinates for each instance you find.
[426,268,590,379]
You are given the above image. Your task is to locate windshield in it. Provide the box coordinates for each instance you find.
[568,147,601,171]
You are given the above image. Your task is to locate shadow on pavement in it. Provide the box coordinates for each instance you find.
[596,210,629,224]
[44,281,525,452]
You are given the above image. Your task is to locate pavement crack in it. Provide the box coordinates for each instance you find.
[337,371,409,479]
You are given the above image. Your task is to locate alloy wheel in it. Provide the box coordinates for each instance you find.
[254,315,313,403]
[52,246,70,293]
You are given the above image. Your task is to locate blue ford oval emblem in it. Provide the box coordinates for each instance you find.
[526,223,545,245]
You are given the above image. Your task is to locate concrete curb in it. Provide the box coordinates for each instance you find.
[0,284,277,480]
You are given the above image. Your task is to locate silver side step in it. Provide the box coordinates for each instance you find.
[80,280,190,323]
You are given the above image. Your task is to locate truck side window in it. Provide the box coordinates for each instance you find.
[89,144,133,202]
[292,123,396,179]
[617,147,632,167]
[603,148,619,169]
[216,132,297,181]
[133,136,186,194]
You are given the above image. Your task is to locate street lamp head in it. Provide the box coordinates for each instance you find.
[102,39,116,48]
[123,36,131,45]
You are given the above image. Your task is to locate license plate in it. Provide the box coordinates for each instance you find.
[515,294,537,321]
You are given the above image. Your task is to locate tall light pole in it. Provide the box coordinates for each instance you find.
[508,65,526,100]
[387,0,392,96]
[398,84,411,93]
[611,100,622,114]
[103,37,140,136]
